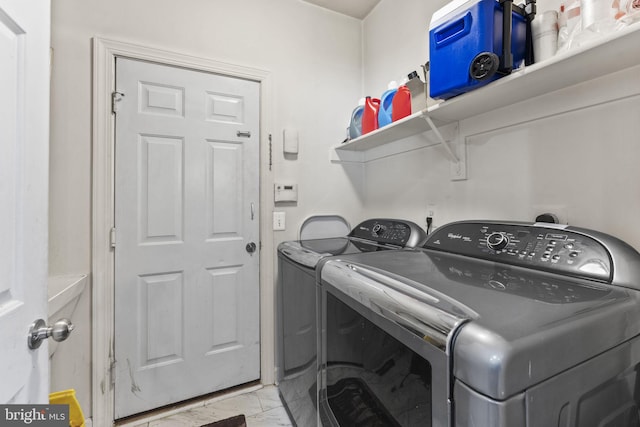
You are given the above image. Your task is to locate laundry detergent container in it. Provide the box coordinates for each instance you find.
[429,0,528,100]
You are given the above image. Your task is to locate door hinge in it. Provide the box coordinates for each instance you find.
[109,357,116,390]
[111,91,125,114]
[110,227,116,249]
[268,134,272,171]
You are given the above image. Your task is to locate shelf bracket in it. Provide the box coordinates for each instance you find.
[423,115,459,163]
[421,115,466,180]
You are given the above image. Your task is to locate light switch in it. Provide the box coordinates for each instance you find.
[273,211,286,231]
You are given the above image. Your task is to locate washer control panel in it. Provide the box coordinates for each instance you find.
[424,221,613,282]
[350,218,427,248]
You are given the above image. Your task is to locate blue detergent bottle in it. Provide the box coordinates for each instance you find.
[377,81,398,128]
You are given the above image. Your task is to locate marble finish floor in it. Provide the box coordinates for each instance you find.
[118,385,293,427]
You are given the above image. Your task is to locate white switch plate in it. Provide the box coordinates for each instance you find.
[273,211,286,231]
[283,128,299,154]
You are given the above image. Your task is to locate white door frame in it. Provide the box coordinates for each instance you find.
[91,37,274,425]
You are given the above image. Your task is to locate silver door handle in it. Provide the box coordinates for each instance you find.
[28,318,75,350]
[250,202,255,220]
[246,242,257,254]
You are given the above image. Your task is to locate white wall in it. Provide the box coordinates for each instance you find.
[50,0,364,418]
[50,0,640,419]
[50,0,364,272]
[360,0,640,251]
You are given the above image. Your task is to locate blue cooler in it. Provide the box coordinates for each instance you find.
[429,0,534,100]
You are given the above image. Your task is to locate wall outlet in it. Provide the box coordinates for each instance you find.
[426,204,437,219]
[426,204,437,231]
[273,211,286,231]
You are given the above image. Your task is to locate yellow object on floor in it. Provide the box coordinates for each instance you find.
[49,389,85,427]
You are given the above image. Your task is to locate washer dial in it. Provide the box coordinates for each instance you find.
[487,232,509,251]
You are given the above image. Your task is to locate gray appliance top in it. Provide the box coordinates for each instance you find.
[319,220,640,401]
[423,220,640,289]
[348,218,427,248]
[278,218,427,268]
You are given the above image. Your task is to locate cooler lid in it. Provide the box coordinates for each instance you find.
[430,0,483,28]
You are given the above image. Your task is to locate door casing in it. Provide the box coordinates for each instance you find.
[91,37,274,425]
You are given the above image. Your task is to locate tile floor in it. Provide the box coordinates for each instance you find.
[117,385,293,427]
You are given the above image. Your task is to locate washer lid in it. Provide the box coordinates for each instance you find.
[299,215,350,240]
[278,239,349,269]
[320,257,474,352]
[431,250,640,401]
[320,247,640,400]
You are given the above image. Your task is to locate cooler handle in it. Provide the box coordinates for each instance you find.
[498,0,516,74]
[433,11,472,47]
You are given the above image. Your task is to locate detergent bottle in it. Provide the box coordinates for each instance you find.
[377,81,398,128]
[362,96,381,134]
[392,84,411,122]
[348,100,365,140]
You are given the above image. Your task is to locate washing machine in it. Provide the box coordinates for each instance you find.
[318,220,640,426]
[276,218,427,426]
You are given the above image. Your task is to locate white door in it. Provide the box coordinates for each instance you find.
[0,0,50,404]
[114,58,261,418]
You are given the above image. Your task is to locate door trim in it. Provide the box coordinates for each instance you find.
[91,37,274,425]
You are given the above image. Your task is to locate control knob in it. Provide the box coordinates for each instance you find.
[487,232,509,251]
[372,223,386,237]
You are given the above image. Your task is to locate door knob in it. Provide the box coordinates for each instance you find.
[246,242,257,254]
[28,318,75,350]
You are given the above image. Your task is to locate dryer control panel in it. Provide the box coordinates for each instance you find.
[423,221,631,283]
[350,218,427,248]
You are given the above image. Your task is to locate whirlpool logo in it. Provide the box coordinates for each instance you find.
[1,405,68,426]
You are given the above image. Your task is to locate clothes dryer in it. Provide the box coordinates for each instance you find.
[277,218,427,426]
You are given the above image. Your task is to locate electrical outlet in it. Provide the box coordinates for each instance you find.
[426,204,437,219]
[426,204,437,232]
[273,211,286,231]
